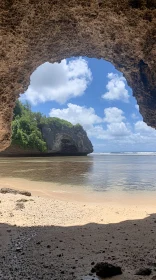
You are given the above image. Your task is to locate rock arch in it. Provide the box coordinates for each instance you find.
[1,0,156,151]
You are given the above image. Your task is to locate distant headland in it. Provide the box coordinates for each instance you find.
[0,101,93,157]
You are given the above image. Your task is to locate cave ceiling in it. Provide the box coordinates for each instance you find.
[0,0,156,150]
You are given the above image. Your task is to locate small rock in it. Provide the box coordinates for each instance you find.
[91,262,122,278]
[18,190,31,196]
[0,188,31,196]
[16,247,22,252]
[16,199,28,202]
[15,202,25,210]
[135,268,152,276]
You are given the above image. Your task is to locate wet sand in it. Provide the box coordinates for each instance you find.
[0,177,156,279]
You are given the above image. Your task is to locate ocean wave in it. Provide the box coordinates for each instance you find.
[91,152,156,156]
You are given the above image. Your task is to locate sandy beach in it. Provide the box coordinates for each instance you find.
[0,178,156,279]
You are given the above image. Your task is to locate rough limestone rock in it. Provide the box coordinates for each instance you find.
[0,0,156,151]
[0,123,93,156]
[41,123,93,155]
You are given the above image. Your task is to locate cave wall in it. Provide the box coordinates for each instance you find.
[1,0,156,151]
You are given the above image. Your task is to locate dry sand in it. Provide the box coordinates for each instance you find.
[0,177,156,280]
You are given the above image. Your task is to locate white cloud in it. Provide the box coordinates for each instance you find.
[87,122,130,140]
[20,58,92,105]
[102,73,129,102]
[134,121,155,134]
[87,125,107,139]
[135,104,139,111]
[106,122,130,137]
[89,107,129,140]
[49,103,102,130]
[49,103,156,151]
[50,104,130,140]
[103,107,125,123]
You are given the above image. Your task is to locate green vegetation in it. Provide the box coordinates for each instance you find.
[12,100,82,152]
[12,100,47,152]
[40,116,74,128]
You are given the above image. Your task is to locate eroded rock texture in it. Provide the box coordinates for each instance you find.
[41,123,93,155]
[0,123,93,156]
[1,0,156,151]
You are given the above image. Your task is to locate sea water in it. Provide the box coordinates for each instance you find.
[0,153,156,192]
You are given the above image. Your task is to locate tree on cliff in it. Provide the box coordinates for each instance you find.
[11,100,84,152]
[12,101,47,152]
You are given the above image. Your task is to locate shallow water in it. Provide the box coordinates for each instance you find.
[0,154,156,193]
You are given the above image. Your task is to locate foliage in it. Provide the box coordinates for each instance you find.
[12,101,47,152]
[12,100,83,152]
[74,123,82,128]
[13,100,24,119]
[42,117,74,128]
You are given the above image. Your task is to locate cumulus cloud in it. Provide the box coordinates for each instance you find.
[49,103,102,130]
[49,104,130,140]
[103,107,125,123]
[87,107,129,140]
[88,123,130,140]
[134,121,155,134]
[102,73,129,102]
[20,58,92,105]
[49,103,156,150]
[106,122,130,137]
[88,108,130,140]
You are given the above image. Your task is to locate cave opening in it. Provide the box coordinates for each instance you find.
[18,56,155,154]
[3,56,155,193]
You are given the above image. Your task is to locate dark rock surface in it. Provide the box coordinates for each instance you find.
[135,268,152,276]
[0,188,31,197]
[0,1,156,151]
[0,123,93,156]
[41,123,93,155]
[91,262,122,278]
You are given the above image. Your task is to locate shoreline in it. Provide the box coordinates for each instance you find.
[0,176,156,205]
[0,176,156,225]
[0,177,156,279]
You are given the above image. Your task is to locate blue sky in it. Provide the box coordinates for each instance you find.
[20,57,156,152]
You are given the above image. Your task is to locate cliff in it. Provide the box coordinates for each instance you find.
[0,126,93,156]
[0,102,93,156]
[41,123,93,156]
[0,125,93,156]
[0,0,156,151]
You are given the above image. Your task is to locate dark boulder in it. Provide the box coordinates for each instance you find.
[91,262,122,278]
